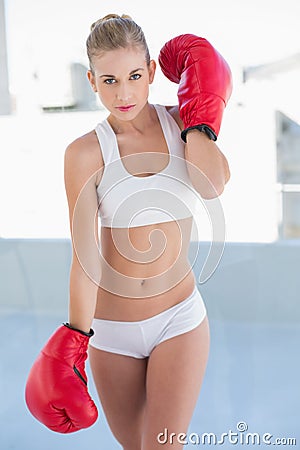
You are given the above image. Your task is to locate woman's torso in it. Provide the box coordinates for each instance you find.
[91,104,198,321]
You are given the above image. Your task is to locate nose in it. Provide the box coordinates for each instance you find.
[116,82,132,103]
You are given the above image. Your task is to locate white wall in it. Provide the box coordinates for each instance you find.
[0,0,11,114]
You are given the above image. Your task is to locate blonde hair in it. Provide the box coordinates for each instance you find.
[86,14,151,74]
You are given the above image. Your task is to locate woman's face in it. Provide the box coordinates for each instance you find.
[88,47,156,121]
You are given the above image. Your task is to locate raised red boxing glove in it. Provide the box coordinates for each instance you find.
[25,323,98,433]
[158,34,232,142]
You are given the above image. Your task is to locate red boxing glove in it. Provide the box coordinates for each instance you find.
[25,323,98,433]
[158,34,232,142]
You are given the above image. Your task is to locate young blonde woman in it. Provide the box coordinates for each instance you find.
[25,14,232,450]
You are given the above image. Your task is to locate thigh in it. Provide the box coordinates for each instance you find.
[143,316,210,450]
[89,345,148,448]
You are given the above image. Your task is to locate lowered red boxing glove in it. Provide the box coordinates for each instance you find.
[25,323,98,433]
[158,34,232,142]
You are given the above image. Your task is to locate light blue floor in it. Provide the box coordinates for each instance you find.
[1,239,299,448]
[1,311,299,449]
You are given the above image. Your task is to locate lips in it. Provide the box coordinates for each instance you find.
[116,105,135,112]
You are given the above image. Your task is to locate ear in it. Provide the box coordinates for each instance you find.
[148,59,156,85]
[87,70,97,92]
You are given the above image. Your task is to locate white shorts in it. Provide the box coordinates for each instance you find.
[89,285,207,359]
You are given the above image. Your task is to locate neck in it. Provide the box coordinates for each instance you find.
[108,102,156,135]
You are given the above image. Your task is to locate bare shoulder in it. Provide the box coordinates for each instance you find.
[65,130,104,185]
[165,105,183,130]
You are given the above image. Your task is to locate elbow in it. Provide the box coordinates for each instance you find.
[188,160,230,200]
[200,184,224,200]
[203,167,231,199]
[193,175,228,200]
[225,164,231,184]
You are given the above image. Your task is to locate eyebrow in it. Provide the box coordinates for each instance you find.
[99,68,145,78]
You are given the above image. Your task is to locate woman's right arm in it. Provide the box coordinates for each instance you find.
[25,133,102,432]
[64,132,103,333]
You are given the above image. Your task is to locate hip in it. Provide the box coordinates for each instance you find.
[95,267,197,321]
[90,284,207,358]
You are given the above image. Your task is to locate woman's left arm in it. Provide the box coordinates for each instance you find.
[185,129,230,199]
[168,105,230,199]
[159,34,232,199]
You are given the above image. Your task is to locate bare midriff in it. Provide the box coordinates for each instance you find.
[95,216,196,321]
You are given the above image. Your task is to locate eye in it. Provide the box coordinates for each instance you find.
[130,73,141,80]
[104,78,116,85]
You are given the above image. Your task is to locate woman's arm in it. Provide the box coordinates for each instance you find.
[168,105,230,199]
[24,133,102,433]
[160,35,232,199]
[184,129,230,199]
[64,133,103,333]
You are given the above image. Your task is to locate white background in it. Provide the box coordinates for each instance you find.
[1,0,300,241]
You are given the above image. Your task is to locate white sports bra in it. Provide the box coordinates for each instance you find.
[95,104,198,228]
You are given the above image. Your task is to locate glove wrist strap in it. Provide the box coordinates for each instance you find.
[181,125,217,143]
[63,322,94,338]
